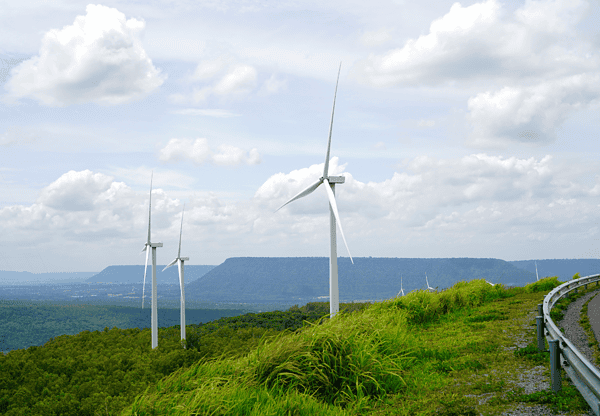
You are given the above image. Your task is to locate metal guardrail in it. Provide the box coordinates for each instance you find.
[536,273,600,415]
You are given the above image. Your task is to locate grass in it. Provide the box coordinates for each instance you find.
[118,277,598,416]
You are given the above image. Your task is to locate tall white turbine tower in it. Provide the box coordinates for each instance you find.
[141,172,163,349]
[163,204,188,346]
[535,261,539,281]
[397,274,405,297]
[276,62,353,318]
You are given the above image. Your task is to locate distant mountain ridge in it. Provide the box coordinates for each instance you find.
[185,257,540,303]
[86,265,217,285]
[0,266,217,286]
[0,271,97,286]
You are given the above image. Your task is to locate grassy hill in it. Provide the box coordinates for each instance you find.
[1,277,597,415]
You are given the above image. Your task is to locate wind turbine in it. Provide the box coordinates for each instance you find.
[275,62,353,318]
[484,279,495,286]
[397,274,405,297]
[141,172,163,349]
[425,273,436,292]
[535,261,539,281]
[162,204,188,347]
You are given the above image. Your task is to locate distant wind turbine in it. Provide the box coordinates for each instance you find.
[397,274,405,297]
[141,172,163,349]
[535,261,539,281]
[425,273,436,292]
[163,204,188,347]
[275,62,353,318]
[484,279,495,286]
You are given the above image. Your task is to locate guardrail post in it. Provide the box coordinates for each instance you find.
[549,338,561,392]
[538,303,543,317]
[536,316,545,351]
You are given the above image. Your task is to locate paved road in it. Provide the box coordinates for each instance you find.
[588,290,600,342]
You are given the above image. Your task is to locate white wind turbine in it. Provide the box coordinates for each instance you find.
[141,172,163,350]
[535,261,539,281]
[397,274,405,297]
[162,204,188,347]
[425,273,436,292]
[275,62,353,318]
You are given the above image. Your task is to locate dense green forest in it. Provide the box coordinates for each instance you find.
[0,301,247,354]
[0,300,369,415]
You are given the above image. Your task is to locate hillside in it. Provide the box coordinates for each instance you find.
[1,278,596,415]
[185,257,536,303]
[510,259,600,281]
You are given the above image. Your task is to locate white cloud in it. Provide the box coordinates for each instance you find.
[172,57,259,104]
[4,4,165,107]
[213,64,257,96]
[192,56,232,81]
[2,152,600,270]
[159,138,261,166]
[467,73,600,147]
[38,170,116,211]
[351,0,598,147]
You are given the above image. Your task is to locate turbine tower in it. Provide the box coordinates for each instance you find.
[425,273,435,292]
[397,274,405,297]
[163,204,188,346]
[141,172,163,349]
[535,261,539,281]
[275,62,353,318]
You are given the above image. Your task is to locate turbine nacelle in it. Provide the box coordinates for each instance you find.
[321,175,345,184]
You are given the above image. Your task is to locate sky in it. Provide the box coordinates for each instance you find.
[1,0,600,273]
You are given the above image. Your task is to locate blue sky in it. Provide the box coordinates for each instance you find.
[1,0,600,273]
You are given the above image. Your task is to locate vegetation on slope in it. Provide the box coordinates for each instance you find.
[1,276,596,415]
[121,277,592,416]
[0,301,365,415]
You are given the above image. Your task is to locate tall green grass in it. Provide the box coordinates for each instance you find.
[121,277,595,416]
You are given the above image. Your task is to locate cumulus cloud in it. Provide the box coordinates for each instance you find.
[255,153,599,242]
[4,4,165,107]
[352,0,593,87]
[3,153,600,270]
[159,138,261,166]
[467,73,600,146]
[351,0,598,147]
[38,170,116,211]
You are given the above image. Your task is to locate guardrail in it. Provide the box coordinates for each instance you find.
[536,273,600,415]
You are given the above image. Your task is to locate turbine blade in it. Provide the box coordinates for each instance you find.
[275,179,323,212]
[142,247,149,309]
[141,245,147,253]
[177,204,185,259]
[145,172,153,245]
[162,258,177,272]
[323,178,353,264]
[323,62,342,179]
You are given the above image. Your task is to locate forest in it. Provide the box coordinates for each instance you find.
[0,301,369,415]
